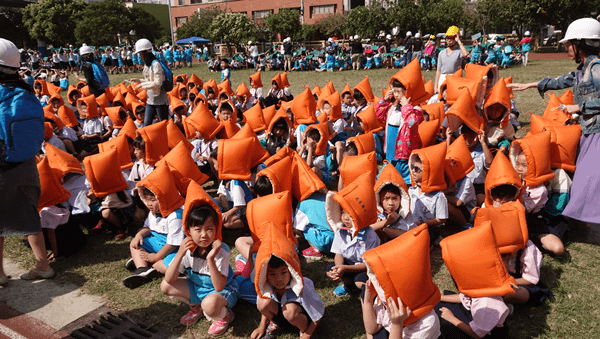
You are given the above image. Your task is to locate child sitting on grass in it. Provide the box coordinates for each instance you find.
[161,181,238,336]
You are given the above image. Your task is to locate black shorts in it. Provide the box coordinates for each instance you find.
[60,61,68,70]
[474,183,485,195]
[104,59,112,67]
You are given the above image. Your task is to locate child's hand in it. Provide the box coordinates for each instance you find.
[179,237,196,254]
[141,251,158,263]
[387,297,412,325]
[364,279,377,300]
[207,239,222,262]
[326,269,341,282]
[131,233,144,249]
[445,127,453,141]
[440,307,458,323]
[477,130,486,144]
[386,212,400,226]
[399,96,410,107]
[251,326,266,339]
[384,89,394,101]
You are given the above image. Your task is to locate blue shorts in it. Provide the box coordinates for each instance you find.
[141,231,178,265]
[188,281,239,307]
[303,227,334,253]
[235,275,257,305]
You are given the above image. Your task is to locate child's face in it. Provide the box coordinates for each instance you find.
[341,210,353,228]
[272,126,285,138]
[487,104,505,121]
[514,152,527,180]
[188,216,217,249]
[342,94,352,105]
[272,82,278,90]
[195,130,204,140]
[133,146,145,161]
[410,159,424,184]
[392,86,406,102]
[180,88,188,98]
[79,103,88,116]
[136,111,144,121]
[220,61,226,68]
[34,85,41,95]
[463,132,478,151]
[220,107,233,121]
[306,136,318,148]
[51,98,61,110]
[70,93,80,103]
[322,102,332,116]
[267,264,291,290]
[174,106,185,117]
[142,192,160,215]
[380,190,401,214]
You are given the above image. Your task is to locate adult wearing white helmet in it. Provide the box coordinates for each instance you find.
[510,17,600,230]
[412,32,423,65]
[0,38,54,284]
[247,40,259,71]
[129,38,170,126]
[403,31,414,68]
[518,31,532,66]
[75,44,108,97]
[351,35,364,70]
[283,37,293,72]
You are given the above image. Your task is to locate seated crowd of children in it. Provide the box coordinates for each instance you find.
[35,57,577,338]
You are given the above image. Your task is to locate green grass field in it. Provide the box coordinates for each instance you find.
[7,58,600,338]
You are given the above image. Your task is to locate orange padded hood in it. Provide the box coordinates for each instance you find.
[218,117,241,139]
[243,104,267,133]
[77,95,99,119]
[446,89,484,133]
[291,88,317,127]
[120,118,138,141]
[346,133,376,155]
[530,114,561,134]
[236,82,251,101]
[79,85,90,97]
[35,79,58,97]
[339,152,378,188]
[559,90,574,105]
[326,171,378,237]
[44,121,53,140]
[247,191,296,254]
[418,119,441,147]
[136,89,147,103]
[364,224,440,326]
[217,137,254,180]
[255,222,304,299]
[267,108,292,138]
[98,135,134,170]
[409,142,447,193]
[157,141,208,196]
[464,63,491,82]
[232,124,270,168]
[543,93,571,124]
[84,148,129,198]
[44,142,85,180]
[169,96,186,115]
[441,222,516,298]
[356,105,384,133]
[168,83,184,99]
[445,75,481,105]
[354,76,375,102]
[281,72,291,88]
[188,73,203,89]
[136,120,170,166]
[217,79,235,98]
[272,73,283,90]
[263,105,279,127]
[341,83,352,97]
[311,85,321,96]
[203,78,218,97]
[445,135,475,185]
[424,80,434,100]
[137,162,185,217]
[187,104,222,140]
[317,82,333,109]
[44,110,64,131]
[182,180,222,245]
[125,92,142,111]
[483,78,511,128]
[484,152,522,207]
[166,120,194,152]
[48,91,64,107]
[37,156,71,211]
[473,201,528,254]
[510,132,555,186]
[545,125,580,172]
[106,107,126,129]
[181,115,197,139]
[67,85,81,106]
[374,163,411,218]
[421,102,445,124]
[249,71,263,88]
[96,94,110,116]
[112,90,127,108]
[256,156,293,195]
[321,91,343,122]
[303,121,329,156]
[389,59,429,105]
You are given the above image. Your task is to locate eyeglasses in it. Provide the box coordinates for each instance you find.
[410,164,422,173]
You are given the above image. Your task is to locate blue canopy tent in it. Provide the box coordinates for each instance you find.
[176,37,210,44]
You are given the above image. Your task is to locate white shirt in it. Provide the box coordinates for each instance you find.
[144,207,185,246]
[409,186,449,223]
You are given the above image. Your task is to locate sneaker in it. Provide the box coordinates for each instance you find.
[125,258,136,271]
[180,305,203,326]
[263,320,281,339]
[302,246,323,261]
[122,267,159,289]
[88,220,104,235]
[207,311,234,336]
[114,232,126,240]
[235,254,247,276]
[333,284,348,296]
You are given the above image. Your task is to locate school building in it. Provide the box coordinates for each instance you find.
[170,0,362,37]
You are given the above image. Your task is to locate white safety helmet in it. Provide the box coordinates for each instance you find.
[524,31,531,37]
[135,38,153,54]
[559,18,600,43]
[248,40,253,45]
[354,35,360,40]
[0,38,20,69]
[79,45,94,56]
[327,37,333,43]
[386,34,392,40]
[415,32,421,38]
[406,31,413,37]
[349,35,354,41]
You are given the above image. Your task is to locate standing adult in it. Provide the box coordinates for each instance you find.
[130,38,169,127]
[423,35,436,71]
[76,45,109,98]
[248,41,259,71]
[412,32,423,65]
[351,35,364,70]
[509,18,600,225]
[403,31,413,68]
[434,25,468,92]
[283,37,293,72]
[0,38,54,284]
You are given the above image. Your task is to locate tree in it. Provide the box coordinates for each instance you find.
[128,6,164,43]
[315,13,347,38]
[346,6,386,38]
[0,7,35,48]
[74,0,129,46]
[22,0,87,46]
[296,24,320,41]
[175,6,227,40]
[264,8,301,41]
[208,13,254,54]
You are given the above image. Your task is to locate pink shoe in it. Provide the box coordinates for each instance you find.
[234,254,247,276]
[302,246,323,261]
[180,305,203,326]
[208,311,234,336]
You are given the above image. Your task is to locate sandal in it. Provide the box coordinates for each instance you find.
[20,268,55,280]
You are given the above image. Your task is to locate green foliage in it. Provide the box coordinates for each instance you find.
[296,24,320,41]
[128,6,164,43]
[264,8,301,41]
[22,0,87,46]
[208,13,254,45]
[175,6,227,41]
[345,6,386,38]
[0,7,34,48]
[315,13,347,38]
